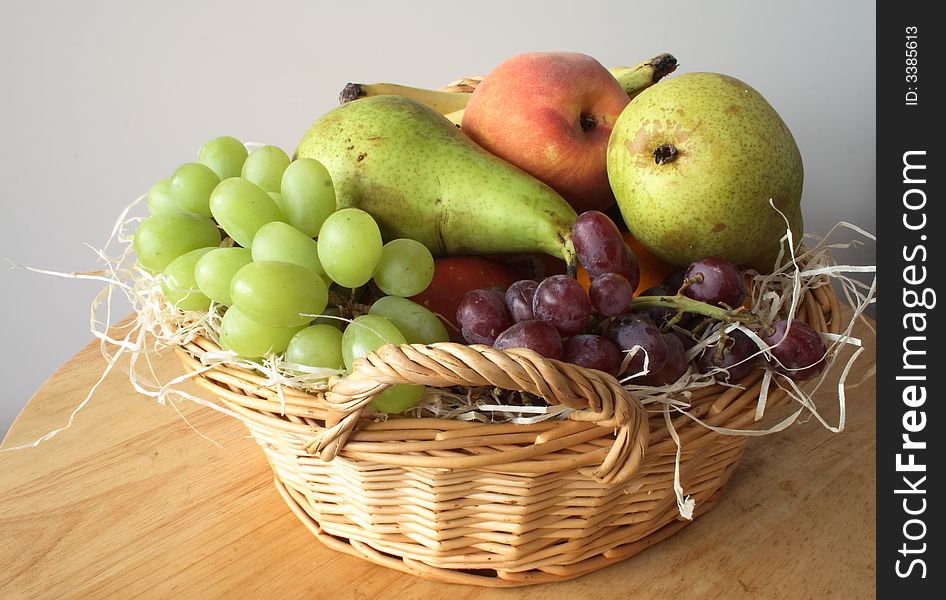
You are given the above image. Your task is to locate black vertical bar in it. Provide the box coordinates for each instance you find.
[876,2,941,598]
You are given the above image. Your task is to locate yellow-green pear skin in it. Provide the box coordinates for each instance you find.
[607,72,804,272]
[295,95,577,265]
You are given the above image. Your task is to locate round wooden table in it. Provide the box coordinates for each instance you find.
[0,316,875,599]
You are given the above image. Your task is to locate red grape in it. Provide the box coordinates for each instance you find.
[671,328,699,353]
[638,332,688,386]
[605,314,669,377]
[561,334,622,377]
[682,257,746,308]
[456,288,513,345]
[572,210,640,290]
[698,329,759,382]
[493,320,563,359]
[589,273,633,317]
[761,319,827,381]
[505,279,539,322]
[532,274,592,336]
[613,248,641,292]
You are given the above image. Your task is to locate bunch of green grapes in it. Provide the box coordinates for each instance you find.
[133,136,447,413]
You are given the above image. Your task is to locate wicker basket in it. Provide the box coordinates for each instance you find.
[172,280,842,587]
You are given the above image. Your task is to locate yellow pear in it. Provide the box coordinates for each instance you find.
[607,72,803,272]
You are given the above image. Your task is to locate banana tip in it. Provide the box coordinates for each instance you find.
[650,54,678,82]
[339,83,365,105]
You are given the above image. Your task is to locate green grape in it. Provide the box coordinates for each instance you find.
[198,135,248,180]
[341,314,424,413]
[370,385,427,413]
[242,145,290,192]
[133,213,221,273]
[278,158,336,237]
[230,261,328,328]
[251,221,324,276]
[317,208,383,288]
[209,178,286,247]
[160,247,214,311]
[372,238,435,297]
[168,162,219,217]
[341,314,403,370]
[286,324,345,370]
[368,296,449,344]
[193,247,253,306]
[219,307,303,358]
[146,177,179,216]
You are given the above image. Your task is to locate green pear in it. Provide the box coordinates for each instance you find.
[295,95,577,267]
[607,72,804,272]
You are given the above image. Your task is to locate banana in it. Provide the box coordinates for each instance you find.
[443,108,464,126]
[338,82,470,115]
[608,53,678,97]
[339,53,678,118]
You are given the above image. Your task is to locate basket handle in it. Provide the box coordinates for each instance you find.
[304,342,649,485]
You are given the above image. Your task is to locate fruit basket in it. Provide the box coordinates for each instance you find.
[55,52,872,589]
[168,279,842,587]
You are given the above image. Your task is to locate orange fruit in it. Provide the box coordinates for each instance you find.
[624,231,675,295]
[576,264,592,293]
[576,231,675,297]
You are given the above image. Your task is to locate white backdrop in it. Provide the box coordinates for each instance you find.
[0,0,875,436]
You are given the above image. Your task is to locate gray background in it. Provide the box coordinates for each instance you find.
[0,0,875,436]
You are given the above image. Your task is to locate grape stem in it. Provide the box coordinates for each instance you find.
[629,294,759,325]
[328,287,372,319]
[714,322,729,363]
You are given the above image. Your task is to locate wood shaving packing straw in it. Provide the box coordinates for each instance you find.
[5,192,876,525]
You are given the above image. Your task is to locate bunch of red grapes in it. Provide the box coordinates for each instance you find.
[457,211,828,385]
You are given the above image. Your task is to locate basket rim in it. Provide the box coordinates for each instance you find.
[172,280,840,486]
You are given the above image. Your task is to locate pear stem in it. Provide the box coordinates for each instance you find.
[653,144,678,164]
[629,294,758,325]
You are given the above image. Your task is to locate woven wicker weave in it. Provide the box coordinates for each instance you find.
[173,281,841,587]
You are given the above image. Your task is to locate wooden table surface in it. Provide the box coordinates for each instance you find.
[0,316,876,599]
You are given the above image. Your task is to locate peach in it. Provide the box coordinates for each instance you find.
[462,52,630,213]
